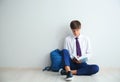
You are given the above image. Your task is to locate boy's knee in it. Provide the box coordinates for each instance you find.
[91,65,99,74]
[61,49,69,55]
[62,49,69,53]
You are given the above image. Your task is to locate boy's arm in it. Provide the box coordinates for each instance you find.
[78,37,92,61]
[85,37,92,59]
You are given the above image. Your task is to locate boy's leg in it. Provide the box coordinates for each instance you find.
[61,49,99,75]
[71,70,77,75]
[61,49,74,80]
[61,49,79,75]
[62,49,72,72]
[76,63,99,75]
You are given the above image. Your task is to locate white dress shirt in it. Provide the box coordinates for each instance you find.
[64,34,92,61]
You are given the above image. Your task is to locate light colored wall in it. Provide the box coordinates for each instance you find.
[0,0,120,68]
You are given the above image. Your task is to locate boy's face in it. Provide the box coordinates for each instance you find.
[71,28,80,37]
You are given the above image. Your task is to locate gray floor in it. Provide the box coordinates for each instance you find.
[0,68,120,82]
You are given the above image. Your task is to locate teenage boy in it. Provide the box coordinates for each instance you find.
[59,20,99,81]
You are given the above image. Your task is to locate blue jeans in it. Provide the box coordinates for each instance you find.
[62,49,99,75]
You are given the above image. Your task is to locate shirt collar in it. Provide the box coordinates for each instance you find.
[72,34,81,39]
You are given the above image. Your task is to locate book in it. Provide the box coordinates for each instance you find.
[74,56,88,63]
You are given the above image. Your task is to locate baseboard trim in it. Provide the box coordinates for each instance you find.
[0,67,120,71]
[0,67,41,70]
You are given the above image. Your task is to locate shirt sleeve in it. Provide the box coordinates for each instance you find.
[83,37,92,60]
[64,38,74,59]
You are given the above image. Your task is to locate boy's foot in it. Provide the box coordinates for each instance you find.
[66,71,73,81]
[59,68,67,75]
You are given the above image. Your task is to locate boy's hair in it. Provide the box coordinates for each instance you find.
[70,20,81,29]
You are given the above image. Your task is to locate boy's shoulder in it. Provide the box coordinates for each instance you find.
[65,34,90,42]
[80,35,89,40]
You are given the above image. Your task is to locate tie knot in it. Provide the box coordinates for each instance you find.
[75,37,78,40]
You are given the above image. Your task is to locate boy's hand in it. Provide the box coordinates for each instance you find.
[72,57,81,64]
